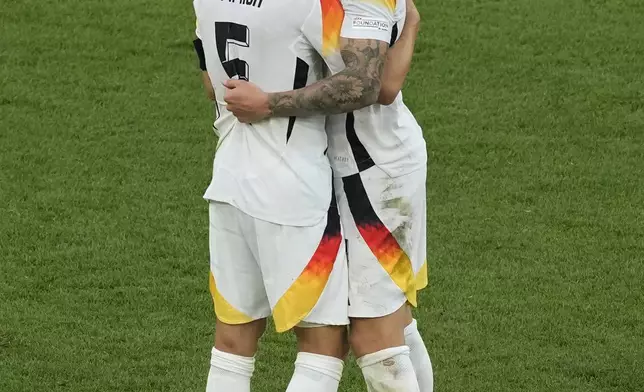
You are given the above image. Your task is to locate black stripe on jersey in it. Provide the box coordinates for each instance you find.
[193,38,207,71]
[287,58,310,142]
[325,181,341,237]
[341,172,380,228]
[389,23,399,47]
[346,113,375,172]
[345,236,350,306]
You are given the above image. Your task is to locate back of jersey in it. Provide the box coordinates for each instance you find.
[194,0,338,226]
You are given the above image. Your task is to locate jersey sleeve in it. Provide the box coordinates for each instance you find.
[340,0,396,43]
[300,0,344,60]
[193,0,203,39]
[195,20,202,40]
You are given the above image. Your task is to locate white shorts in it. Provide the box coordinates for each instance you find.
[335,166,428,318]
[208,198,349,333]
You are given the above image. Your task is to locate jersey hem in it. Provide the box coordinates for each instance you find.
[332,161,427,180]
[203,196,328,228]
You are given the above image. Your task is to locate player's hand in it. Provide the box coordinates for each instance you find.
[223,80,271,123]
[406,0,420,26]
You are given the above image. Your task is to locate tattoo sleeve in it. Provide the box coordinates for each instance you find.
[267,38,388,117]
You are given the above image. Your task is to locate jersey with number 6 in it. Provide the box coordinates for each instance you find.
[194,0,348,226]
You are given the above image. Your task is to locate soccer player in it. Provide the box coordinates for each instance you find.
[221,0,434,391]
[192,0,398,391]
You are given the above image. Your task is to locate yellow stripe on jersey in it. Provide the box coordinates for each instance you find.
[272,231,342,332]
[415,259,428,291]
[320,0,344,55]
[209,272,253,324]
[365,0,396,12]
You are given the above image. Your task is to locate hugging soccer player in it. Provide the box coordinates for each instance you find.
[191,0,434,391]
[194,0,433,390]
[220,0,434,390]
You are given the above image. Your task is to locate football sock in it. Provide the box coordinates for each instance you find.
[285,352,344,392]
[205,347,255,392]
[357,346,420,392]
[404,319,434,392]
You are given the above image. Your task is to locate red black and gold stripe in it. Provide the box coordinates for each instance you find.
[273,189,342,332]
[342,173,419,306]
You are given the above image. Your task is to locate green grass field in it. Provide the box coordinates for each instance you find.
[1,0,643,391]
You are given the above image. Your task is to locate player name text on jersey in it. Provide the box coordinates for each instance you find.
[222,0,264,9]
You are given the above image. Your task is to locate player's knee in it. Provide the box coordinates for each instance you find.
[294,325,348,359]
[348,322,383,358]
[350,306,408,358]
[214,318,266,357]
[350,323,401,358]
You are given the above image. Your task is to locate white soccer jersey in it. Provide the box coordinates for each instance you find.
[194,0,347,226]
[326,0,428,178]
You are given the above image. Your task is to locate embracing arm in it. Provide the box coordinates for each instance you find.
[267,38,389,117]
[378,8,421,105]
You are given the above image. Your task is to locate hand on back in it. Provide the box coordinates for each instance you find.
[223,80,271,124]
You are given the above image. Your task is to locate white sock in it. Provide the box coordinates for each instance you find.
[285,352,344,392]
[405,319,434,392]
[205,347,255,392]
[357,346,420,392]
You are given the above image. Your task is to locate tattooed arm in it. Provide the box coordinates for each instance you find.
[222,0,396,123]
[223,38,388,122]
[267,38,388,117]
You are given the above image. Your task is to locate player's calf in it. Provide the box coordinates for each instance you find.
[294,324,348,359]
[285,325,347,392]
[350,305,420,392]
[404,317,434,392]
[206,318,266,392]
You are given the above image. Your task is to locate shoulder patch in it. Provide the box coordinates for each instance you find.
[351,17,389,31]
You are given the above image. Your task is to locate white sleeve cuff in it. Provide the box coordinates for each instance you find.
[341,14,392,42]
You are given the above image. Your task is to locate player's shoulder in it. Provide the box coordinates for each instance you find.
[265,0,318,12]
[342,0,396,11]
[258,0,322,25]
